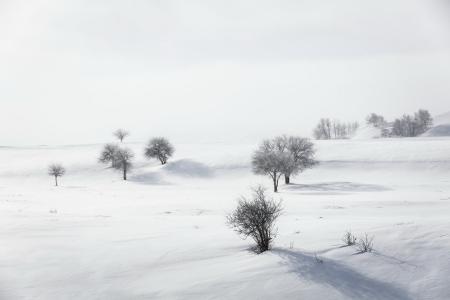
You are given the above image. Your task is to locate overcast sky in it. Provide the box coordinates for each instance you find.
[1,0,450,146]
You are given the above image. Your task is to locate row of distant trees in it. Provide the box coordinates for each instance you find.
[313,119,359,140]
[313,109,433,139]
[48,130,175,185]
[366,109,433,137]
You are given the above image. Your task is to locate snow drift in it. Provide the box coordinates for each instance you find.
[0,140,449,299]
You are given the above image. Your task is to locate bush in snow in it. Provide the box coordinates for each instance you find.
[356,233,374,253]
[98,143,119,168]
[227,186,283,253]
[113,129,129,143]
[144,137,174,165]
[342,231,357,246]
[48,163,66,186]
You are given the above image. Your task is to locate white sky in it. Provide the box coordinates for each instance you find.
[1,0,450,146]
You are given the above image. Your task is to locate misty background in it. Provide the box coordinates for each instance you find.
[1,0,450,146]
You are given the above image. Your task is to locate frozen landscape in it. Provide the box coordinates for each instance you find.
[1,138,449,299]
[2,0,450,299]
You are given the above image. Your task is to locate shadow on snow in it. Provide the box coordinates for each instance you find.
[273,249,412,300]
[163,159,214,178]
[285,181,391,194]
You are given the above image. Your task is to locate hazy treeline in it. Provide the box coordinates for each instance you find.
[366,109,433,137]
[313,119,359,140]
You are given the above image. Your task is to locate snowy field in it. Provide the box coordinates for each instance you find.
[0,138,449,300]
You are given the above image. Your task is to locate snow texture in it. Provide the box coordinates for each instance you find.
[0,139,449,299]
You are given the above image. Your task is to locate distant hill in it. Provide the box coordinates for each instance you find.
[423,112,450,137]
[423,124,450,137]
[433,112,450,125]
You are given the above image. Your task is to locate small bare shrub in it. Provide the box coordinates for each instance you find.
[342,231,357,246]
[357,233,374,253]
[314,253,324,264]
[227,186,283,253]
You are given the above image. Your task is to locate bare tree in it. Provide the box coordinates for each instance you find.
[313,118,332,140]
[414,109,433,135]
[283,136,317,184]
[227,186,283,253]
[113,148,134,180]
[391,109,433,137]
[98,143,119,167]
[314,118,358,139]
[252,140,290,192]
[48,164,66,186]
[366,113,386,128]
[393,114,417,137]
[144,137,175,165]
[113,129,129,143]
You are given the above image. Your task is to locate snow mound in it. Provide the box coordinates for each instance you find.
[352,125,382,140]
[163,159,214,177]
[423,124,450,137]
[433,111,450,125]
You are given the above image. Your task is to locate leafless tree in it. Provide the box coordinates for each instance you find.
[113,148,134,180]
[390,109,433,137]
[313,118,332,140]
[414,109,433,135]
[366,113,386,128]
[144,137,174,165]
[283,136,317,184]
[227,186,283,253]
[314,119,359,139]
[393,114,418,137]
[252,140,291,192]
[98,143,119,168]
[48,164,66,186]
[113,129,129,143]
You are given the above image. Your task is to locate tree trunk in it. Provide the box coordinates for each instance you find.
[55,176,58,186]
[273,177,278,193]
[285,174,290,184]
[123,167,127,180]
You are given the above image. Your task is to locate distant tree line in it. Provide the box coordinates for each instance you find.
[366,109,433,137]
[313,119,359,140]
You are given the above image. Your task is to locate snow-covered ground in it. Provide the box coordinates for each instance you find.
[0,138,449,299]
[424,112,450,137]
